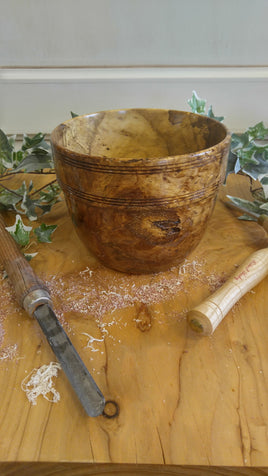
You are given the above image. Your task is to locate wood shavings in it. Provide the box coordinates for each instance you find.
[0,325,5,349]
[178,259,204,277]
[21,362,61,405]
[47,267,184,321]
[79,267,93,277]
[0,268,23,348]
[44,257,229,334]
[82,332,105,352]
[207,272,227,292]
[0,344,18,361]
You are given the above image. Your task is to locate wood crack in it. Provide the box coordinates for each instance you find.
[156,425,166,464]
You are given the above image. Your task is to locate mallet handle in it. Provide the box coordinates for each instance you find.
[188,248,268,336]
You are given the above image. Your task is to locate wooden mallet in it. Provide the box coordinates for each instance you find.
[188,206,268,336]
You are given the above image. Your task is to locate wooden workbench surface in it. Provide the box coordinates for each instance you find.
[1,174,268,476]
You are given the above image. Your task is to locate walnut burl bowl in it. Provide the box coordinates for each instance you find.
[51,109,231,274]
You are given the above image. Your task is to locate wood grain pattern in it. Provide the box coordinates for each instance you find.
[0,173,268,475]
[51,109,230,273]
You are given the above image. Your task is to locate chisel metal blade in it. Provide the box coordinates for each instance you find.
[0,213,105,417]
[34,303,105,417]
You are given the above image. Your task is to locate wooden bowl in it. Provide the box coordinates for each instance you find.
[51,109,231,274]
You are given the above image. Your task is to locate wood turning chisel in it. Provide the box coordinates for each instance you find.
[0,214,105,417]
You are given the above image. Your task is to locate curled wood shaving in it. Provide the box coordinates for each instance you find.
[21,362,61,405]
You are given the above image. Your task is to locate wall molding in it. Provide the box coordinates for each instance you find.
[1,66,268,82]
[1,67,268,133]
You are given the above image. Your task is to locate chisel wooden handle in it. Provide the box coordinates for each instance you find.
[0,214,52,316]
[188,248,268,336]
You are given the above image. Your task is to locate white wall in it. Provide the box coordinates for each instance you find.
[1,0,268,67]
[1,0,268,133]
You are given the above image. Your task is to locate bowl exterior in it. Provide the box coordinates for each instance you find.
[52,126,230,273]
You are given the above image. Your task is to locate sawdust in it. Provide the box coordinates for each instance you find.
[42,257,227,351]
[0,257,227,363]
[207,271,227,292]
[0,273,16,348]
[46,265,185,321]
[44,257,228,326]
[0,270,25,357]
[0,344,18,361]
[0,257,227,337]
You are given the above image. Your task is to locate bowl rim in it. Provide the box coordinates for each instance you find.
[50,108,231,163]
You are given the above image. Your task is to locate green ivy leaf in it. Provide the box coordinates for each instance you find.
[227,195,259,213]
[227,195,268,220]
[33,183,61,216]
[0,181,28,212]
[21,133,46,151]
[0,180,61,220]
[237,214,256,221]
[0,129,59,248]
[259,174,268,199]
[5,215,32,247]
[236,146,260,167]
[8,135,16,149]
[247,122,268,141]
[24,252,38,261]
[0,129,13,159]
[38,183,61,205]
[242,155,268,181]
[0,129,14,171]
[225,151,239,179]
[228,121,268,184]
[12,150,25,167]
[34,223,57,243]
[20,181,58,220]
[260,201,268,212]
[207,105,224,123]
[13,152,54,173]
[0,188,22,211]
[231,132,248,152]
[21,191,39,221]
[188,91,224,123]
[187,91,206,114]
[260,176,268,185]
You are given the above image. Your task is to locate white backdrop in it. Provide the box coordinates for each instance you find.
[0,0,268,133]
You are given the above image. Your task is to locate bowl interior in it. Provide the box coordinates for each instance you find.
[53,109,227,160]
